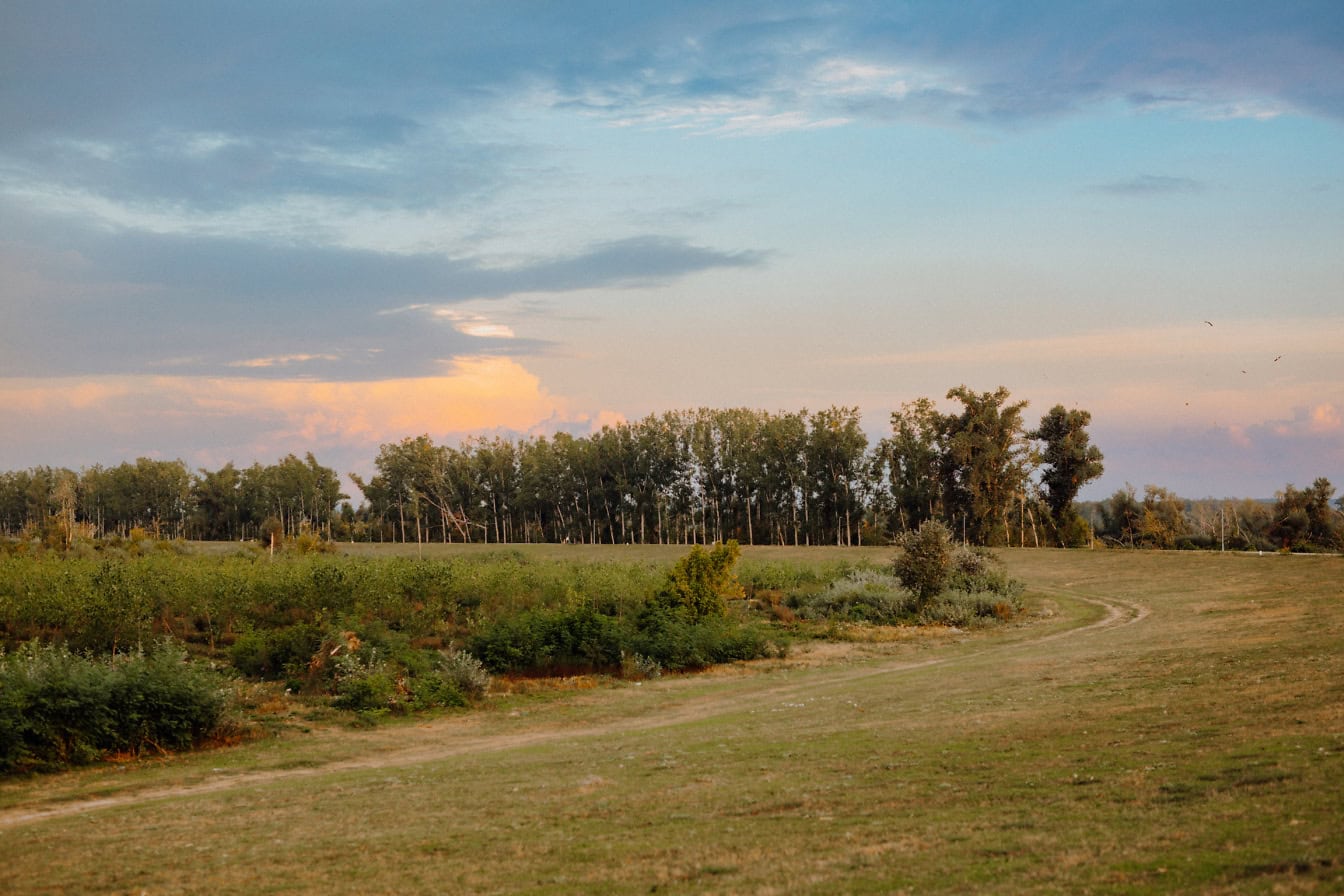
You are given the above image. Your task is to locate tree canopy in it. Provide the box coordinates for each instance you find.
[4,386,1337,552]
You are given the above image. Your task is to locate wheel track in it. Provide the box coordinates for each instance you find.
[0,587,1145,829]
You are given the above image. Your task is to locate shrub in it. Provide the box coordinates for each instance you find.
[329,642,490,715]
[230,623,324,681]
[620,651,662,680]
[430,648,491,700]
[789,570,912,624]
[329,649,399,714]
[629,603,782,672]
[947,547,1024,602]
[468,605,626,675]
[656,541,744,621]
[0,640,229,773]
[894,521,953,608]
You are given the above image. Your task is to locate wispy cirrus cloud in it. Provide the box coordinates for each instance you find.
[1093,174,1205,196]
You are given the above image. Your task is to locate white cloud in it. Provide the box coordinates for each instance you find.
[432,308,517,339]
[227,354,342,369]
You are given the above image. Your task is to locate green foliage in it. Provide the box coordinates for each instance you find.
[894,520,954,607]
[793,548,1023,627]
[737,556,867,593]
[946,546,1024,600]
[1270,478,1341,552]
[468,604,627,675]
[789,570,911,624]
[940,386,1032,546]
[916,590,1022,627]
[468,577,783,677]
[658,541,744,621]
[1057,512,1094,548]
[1031,405,1105,528]
[229,623,324,681]
[0,640,229,773]
[629,603,782,672]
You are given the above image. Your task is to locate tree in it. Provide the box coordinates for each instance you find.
[1031,405,1104,544]
[806,406,869,546]
[1139,485,1188,549]
[1270,478,1341,551]
[1097,486,1141,546]
[191,463,245,540]
[879,397,945,535]
[940,386,1031,546]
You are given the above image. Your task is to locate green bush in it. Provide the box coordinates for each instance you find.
[656,541,744,621]
[230,623,324,681]
[329,649,400,714]
[0,640,229,774]
[946,547,1024,602]
[329,642,490,715]
[894,521,953,607]
[788,570,912,624]
[469,605,626,675]
[630,603,781,672]
[468,596,783,676]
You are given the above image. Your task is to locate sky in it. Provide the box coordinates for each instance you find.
[2,1,1342,502]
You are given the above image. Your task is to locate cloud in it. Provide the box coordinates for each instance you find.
[0,357,574,473]
[0,212,763,379]
[1092,175,1204,196]
[4,4,1339,185]
[1308,403,1342,434]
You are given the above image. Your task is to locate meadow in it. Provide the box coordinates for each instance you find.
[1,546,1341,894]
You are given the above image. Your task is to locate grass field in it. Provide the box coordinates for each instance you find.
[2,547,1341,894]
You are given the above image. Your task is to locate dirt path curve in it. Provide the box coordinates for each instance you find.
[0,588,1145,830]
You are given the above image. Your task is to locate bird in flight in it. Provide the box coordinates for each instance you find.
[1204,320,1213,326]
[1274,355,1283,362]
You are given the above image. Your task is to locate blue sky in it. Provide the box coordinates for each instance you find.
[2,1,1341,499]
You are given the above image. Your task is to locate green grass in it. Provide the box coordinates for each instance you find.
[1,547,1341,894]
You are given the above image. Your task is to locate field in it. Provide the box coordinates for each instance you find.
[1,546,1342,894]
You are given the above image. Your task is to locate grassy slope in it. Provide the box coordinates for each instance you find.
[1,548,1342,894]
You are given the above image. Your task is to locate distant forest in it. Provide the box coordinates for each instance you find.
[3,386,1341,552]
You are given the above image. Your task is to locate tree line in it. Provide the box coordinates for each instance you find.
[351,387,1109,547]
[4,385,1340,550]
[0,454,346,545]
[1085,478,1343,553]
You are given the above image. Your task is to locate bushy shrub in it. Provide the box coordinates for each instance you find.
[947,547,1024,602]
[468,596,784,677]
[620,651,663,680]
[329,649,400,714]
[329,643,490,715]
[0,640,229,773]
[430,648,491,700]
[656,541,744,621]
[894,521,953,607]
[230,623,324,681]
[788,570,912,624]
[629,603,782,672]
[469,605,626,674]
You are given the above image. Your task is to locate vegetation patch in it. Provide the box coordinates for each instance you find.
[0,539,1028,773]
[0,640,230,773]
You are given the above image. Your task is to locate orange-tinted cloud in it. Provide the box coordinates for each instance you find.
[1309,403,1341,434]
[0,357,578,471]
